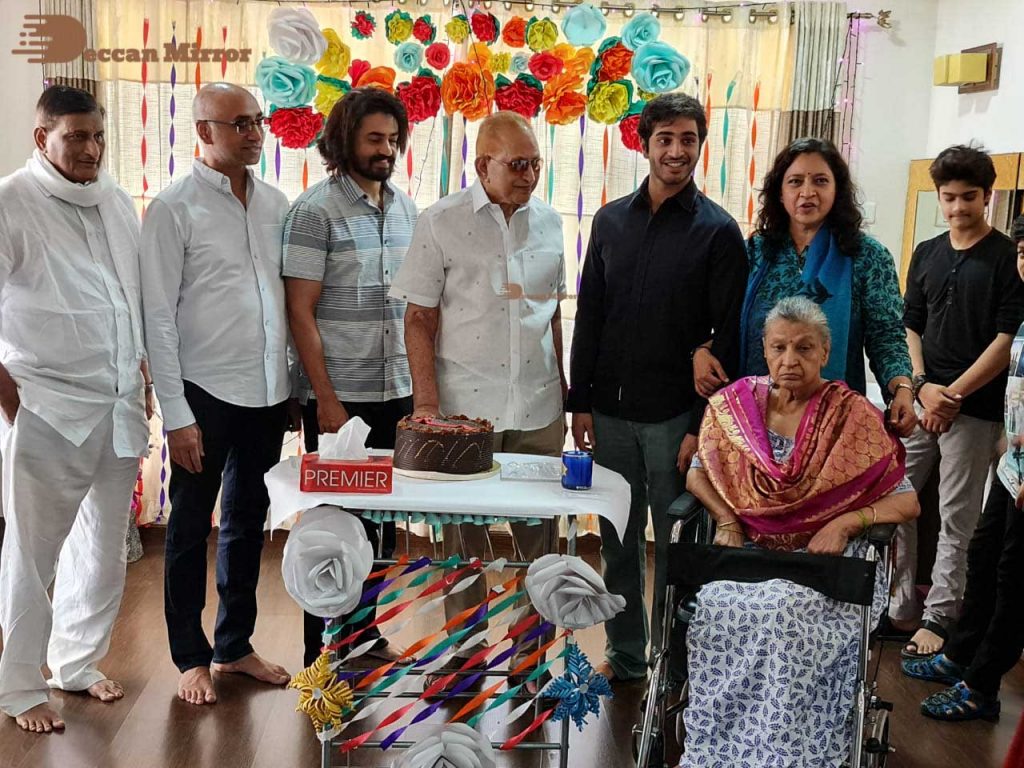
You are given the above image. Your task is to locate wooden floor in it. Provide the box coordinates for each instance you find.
[0,527,1022,768]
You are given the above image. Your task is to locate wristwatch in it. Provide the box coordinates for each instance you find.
[912,373,927,404]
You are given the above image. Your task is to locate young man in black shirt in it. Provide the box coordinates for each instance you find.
[567,93,747,683]
[892,145,1024,659]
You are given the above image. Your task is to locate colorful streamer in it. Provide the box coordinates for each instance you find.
[701,72,711,195]
[140,18,149,212]
[221,26,228,79]
[575,115,585,293]
[747,80,761,227]
[440,115,451,197]
[600,126,609,207]
[194,27,202,159]
[460,116,468,189]
[546,124,555,205]
[720,75,738,199]
[168,23,177,181]
[407,128,414,197]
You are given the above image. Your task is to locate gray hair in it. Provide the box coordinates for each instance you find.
[763,296,831,346]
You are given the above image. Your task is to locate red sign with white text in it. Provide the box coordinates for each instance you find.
[299,453,393,494]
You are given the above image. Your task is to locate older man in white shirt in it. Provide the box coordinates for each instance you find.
[0,85,150,733]
[141,83,293,706]
[390,111,567,693]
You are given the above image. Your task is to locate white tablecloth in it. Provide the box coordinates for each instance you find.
[265,452,630,541]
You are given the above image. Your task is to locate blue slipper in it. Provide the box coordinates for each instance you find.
[901,653,964,685]
[921,682,1000,722]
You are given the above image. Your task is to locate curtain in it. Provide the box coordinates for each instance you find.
[82,0,831,527]
[780,0,847,144]
[42,0,100,97]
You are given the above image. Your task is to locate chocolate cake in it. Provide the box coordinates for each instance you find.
[393,415,494,475]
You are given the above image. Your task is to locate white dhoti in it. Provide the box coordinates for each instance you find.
[0,407,138,716]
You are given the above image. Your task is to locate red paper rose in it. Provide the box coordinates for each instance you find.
[413,17,435,44]
[502,17,527,48]
[269,107,324,150]
[470,11,499,45]
[495,77,544,118]
[599,43,633,82]
[528,52,564,82]
[397,76,442,124]
[349,59,371,85]
[425,42,451,70]
[619,114,642,153]
[352,12,376,40]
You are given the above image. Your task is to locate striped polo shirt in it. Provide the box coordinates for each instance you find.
[283,173,417,403]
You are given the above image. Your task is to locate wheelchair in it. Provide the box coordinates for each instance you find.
[632,492,898,768]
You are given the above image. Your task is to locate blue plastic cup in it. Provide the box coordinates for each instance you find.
[561,450,593,490]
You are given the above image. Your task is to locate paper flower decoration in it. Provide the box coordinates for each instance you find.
[391,723,497,768]
[281,505,374,617]
[561,2,606,47]
[592,37,634,83]
[351,11,376,41]
[256,57,317,109]
[510,52,531,75]
[357,66,398,93]
[441,62,495,121]
[526,17,559,53]
[528,51,564,82]
[268,7,326,66]
[425,42,451,71]
[315,76,350,117]
[413,15,437,45]
[397,74,442,124]
[631,42,691,93]
[395,42,424,73]
[502,17,527,48]
[467,41,492,68]
[543,645,613,731]
[541,72,587,125]
[552,44,595,80]
[587,80,632,124]
[386,10,415,45]
[349,59,371,85]
[470,11,501,45]
[316,29,351,79]
[494,74,544,118]
[488,52,512,75]
[269,106,324,149]
[621,11,661,51]
[289,652,354,735]
[445,15,470,44]
[619,113,643,152]
[526,553,626,629]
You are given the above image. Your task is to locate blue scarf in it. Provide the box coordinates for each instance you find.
[739,228,852,382]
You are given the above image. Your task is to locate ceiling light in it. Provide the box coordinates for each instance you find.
[674,10,685,20]
[722,11,732,22]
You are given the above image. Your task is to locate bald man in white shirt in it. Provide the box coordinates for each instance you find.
[141,83,296,706]
[0,85,151,733]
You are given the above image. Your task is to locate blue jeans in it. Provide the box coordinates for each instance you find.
[593,410,688,680]
[164,381,287,672]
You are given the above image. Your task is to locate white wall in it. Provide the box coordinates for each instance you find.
[928,0,1024,154]
[0,0,45,177]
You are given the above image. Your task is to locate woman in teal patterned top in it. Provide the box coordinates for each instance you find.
[694,138,917,437]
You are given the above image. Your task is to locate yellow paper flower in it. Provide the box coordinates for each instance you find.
[526,18,559,53]
[315,78,348,117]
[488,52,512,75]
[467,41,492,67]
[446,16,471,44]
[316,29,351,79]
[387,12,415,44]
[587,80,630,124]
[289,653,354,734]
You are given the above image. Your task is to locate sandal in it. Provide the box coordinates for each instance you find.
[921,682,1000,722]
[901,653,964,685]
[901,619,948,659]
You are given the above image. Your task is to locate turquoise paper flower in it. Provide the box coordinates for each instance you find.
[510,52,531,75]
[256,56,317,108]
[630,42,690,94]
[621,12,661,51]
[394,42,424,73]
[561,2,606,47]
[543,646,613,731]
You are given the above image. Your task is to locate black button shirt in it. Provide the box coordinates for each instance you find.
[904,228,1024,422]
[567,178,748,431]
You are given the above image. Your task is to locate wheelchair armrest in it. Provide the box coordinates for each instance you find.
[667,492,704,525]
[866,523,897,547]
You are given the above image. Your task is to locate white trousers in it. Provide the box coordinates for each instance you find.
[0,408,138,716]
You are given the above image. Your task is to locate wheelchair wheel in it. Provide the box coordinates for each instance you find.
[674,680,689,748]
[863,708,891,768]
[631,722,665,768]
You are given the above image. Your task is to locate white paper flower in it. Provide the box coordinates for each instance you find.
[282,505,374,618]
[526,554,626,630]
[268,7,327,65]
[391,724,496,768]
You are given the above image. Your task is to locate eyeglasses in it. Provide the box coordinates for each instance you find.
[489,156,543,173]
[199,116,268,135]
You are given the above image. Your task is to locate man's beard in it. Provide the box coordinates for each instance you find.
[353,154,395,182]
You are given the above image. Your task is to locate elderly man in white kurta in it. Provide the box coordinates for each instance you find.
[390,111,567,694]
[0,85,150,733]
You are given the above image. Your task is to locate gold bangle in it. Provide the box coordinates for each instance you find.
[717,521,741,531]
[856,509,869,533]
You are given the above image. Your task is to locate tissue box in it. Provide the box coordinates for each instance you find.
[299,453,394,494]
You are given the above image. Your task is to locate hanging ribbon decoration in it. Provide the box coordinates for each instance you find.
[194,27,202,159]
[140,18,149,215]
[440,115,451,198]
[460,116,468,189]
[407,128,414,197]
[600,126,609,207]
[747,80,761,229]
[158,21,177,524]
[720,74,738,199]
[702,72,712,195]
[275,140,282,184]
[547,124,556,205]
[168,23,177,183]
[575,115,585,293]
[221,26,228,79]
[302,151,309,192]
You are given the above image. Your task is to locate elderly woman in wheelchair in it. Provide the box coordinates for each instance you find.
[671,296,919,767]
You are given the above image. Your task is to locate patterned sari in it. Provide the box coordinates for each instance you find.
[697,375,905,550]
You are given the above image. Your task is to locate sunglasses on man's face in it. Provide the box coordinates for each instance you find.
[490,157,543,173]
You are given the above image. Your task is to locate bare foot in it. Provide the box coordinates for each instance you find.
[86,679,124,703]
[177,667,217,705]
[212,653,289,685]
[14,703,65,733]
[908,627,945,656]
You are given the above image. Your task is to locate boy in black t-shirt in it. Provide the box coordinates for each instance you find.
[891,145,1024,660]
